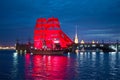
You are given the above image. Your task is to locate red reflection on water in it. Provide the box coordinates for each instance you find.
[25,54,68,80]
[25,53,32,79]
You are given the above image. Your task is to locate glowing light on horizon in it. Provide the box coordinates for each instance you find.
[53,40,60,43]
[92,40,95,44]
[13,52,18,58]
[81,40,85,44]
[0,46,15,50]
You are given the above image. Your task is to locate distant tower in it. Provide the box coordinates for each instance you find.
[74,26,79,44]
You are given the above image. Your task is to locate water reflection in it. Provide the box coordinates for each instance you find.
[25,54,70,80]
[11,52,18,79]
[23,52,120,80]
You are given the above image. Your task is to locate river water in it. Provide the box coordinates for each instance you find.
[0,50,120,80]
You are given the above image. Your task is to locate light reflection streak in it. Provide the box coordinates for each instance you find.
[67,52,70,58]
[76,52,79,58]
[24,52,120,80]
[10,51,120,80]
[91,52,96,61]
[25,54,69,80]
[25,53,33,79]
[79,52,84,60]
[11,52,18,79]
[80,52,84,55]
[13,52,17,58]
[92,52,96,55]
[100,52,104,54]
[109,52,117,69]
[109,52,116,54]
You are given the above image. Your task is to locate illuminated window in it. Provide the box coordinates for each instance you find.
[80,45,83,47]
[92,45,96,47]
[100,44,104,47]
[84,45,87,47]
[88,45,90,47]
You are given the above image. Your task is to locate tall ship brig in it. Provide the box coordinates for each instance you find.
[16,17,73,54]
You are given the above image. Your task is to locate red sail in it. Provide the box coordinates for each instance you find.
[34,17,73,50]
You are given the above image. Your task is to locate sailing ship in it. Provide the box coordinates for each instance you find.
[14,17,73,54]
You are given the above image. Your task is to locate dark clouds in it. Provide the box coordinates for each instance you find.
[0,0,120,45]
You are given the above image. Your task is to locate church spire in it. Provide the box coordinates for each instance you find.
[74,25,79,44]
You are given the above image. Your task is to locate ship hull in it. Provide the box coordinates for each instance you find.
[30,49,64,55]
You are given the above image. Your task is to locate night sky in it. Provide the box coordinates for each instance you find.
[0,0,120,46]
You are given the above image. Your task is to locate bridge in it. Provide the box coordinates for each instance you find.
[70,42,120,53]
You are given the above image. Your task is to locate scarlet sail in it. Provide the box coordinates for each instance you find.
[34,17,72,50]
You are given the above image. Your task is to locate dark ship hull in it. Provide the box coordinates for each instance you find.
[30,49,64,55]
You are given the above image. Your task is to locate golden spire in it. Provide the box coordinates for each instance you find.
[74,25,79,44]
[81,40,85,44]
[92,40,95,44]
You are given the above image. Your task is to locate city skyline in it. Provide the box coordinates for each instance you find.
[0,0,120,46]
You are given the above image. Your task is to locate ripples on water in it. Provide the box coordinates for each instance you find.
[0,50,120,80]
